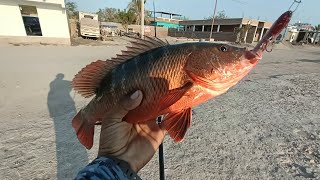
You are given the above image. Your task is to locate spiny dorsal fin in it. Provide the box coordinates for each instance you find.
[72,60,120,98]
[72,36,169,98]
[118,35,169,60]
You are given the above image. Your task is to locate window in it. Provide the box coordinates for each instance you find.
[19,5,42,36]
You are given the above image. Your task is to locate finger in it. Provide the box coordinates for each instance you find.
[106,90,143,121]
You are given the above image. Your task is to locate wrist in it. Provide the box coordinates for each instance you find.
[98,151,139,173]
[97,156,141,179]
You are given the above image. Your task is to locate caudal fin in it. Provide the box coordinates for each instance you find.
[72,110,94,149]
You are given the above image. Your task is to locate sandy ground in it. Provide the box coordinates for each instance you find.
[0,41,319,180]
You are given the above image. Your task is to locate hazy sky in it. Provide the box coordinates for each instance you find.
[73,0,319,25]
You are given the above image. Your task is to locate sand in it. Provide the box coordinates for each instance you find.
[0,42,319,179]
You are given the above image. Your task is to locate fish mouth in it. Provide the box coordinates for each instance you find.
[244,50,262,64]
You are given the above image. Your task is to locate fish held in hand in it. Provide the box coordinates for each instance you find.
[71,11,292,149]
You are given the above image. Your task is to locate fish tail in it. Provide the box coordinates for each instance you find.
[72,110,94,149]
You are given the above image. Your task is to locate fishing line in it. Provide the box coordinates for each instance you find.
[288,0,301,12]
[265,0,302,52]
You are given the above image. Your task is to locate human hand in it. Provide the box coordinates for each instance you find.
[98,90,167,172]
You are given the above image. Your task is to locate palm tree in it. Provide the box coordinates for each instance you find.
[127,0,146,25]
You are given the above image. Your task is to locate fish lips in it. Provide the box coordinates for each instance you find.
[242,49,262,64]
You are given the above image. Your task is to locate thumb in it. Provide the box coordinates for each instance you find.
[106,90,143,120]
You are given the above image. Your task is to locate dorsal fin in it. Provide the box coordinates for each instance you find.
[72,36,168,98]
[72,60,120,98]
[119,35,169,60]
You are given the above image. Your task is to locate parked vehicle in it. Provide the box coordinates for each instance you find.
[78,12,100,39]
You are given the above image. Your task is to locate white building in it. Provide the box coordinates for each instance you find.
[0,0,70,45]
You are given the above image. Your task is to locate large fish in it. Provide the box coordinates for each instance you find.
[72,11,293,149]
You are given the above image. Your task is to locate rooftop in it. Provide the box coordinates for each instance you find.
[150,11,182,17]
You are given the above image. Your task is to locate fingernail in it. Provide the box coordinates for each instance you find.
[130,91,140,100]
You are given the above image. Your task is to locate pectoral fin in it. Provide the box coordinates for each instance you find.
[158,82,193,112]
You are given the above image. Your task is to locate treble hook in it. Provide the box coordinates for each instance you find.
[263,39,273,53]
[266,45,273,52]
[288,0,301,12]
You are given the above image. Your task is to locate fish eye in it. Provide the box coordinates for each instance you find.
[220,46,227,52]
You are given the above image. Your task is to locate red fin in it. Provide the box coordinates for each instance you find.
[72,110,94,149]
[158,82,193,112]
[72,60,120,98]
[116,36,169,62]
[163,108,192,142]
[72,36,168,98]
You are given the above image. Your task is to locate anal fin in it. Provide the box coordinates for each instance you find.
[162,108,192,142]
[72,110,94,149]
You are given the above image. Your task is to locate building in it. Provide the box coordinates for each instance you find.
[293,22,314,31]
[0,0,70,45]
[148,11,184,30]
[168,18,273,43]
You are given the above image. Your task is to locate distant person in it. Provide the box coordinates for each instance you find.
[75,91,165,180]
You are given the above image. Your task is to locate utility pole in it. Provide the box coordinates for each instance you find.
[153,1,157,37]
[209,0,218,41]
[140,0,145,38]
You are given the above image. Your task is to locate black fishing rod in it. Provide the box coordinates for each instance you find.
[157,116,165,180]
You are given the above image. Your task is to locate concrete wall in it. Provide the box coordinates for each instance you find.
[128,25,168,38]
[245,26,257,43]
[23,0,65,7]
[0,0,70,45]
[168,29,237,42]
[241,18,259,26]
[180,18,243,26]
[37,4,70,38]
[0,1,27,36]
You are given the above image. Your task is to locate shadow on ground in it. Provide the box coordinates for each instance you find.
[297,59,320,64]
[47,73,88,179]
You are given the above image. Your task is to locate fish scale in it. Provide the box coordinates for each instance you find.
[72,11,293,149]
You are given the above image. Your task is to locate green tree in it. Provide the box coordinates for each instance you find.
[97,8,120,22]
[118,9,136,32]
[205,10,228,20]
[127,0,146,25]
[66,1,77,18]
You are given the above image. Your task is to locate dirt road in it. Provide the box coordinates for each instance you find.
[0,43,319,179]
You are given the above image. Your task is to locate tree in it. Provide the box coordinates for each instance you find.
[118,9,136,32]
[97,8,120,22]
[216,10,227,19]
[66,1,77,18]
[127,0,146,25]
[205,10,228,20]
[235,21,253,43]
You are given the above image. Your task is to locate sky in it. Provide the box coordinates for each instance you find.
[72,0,320,26]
